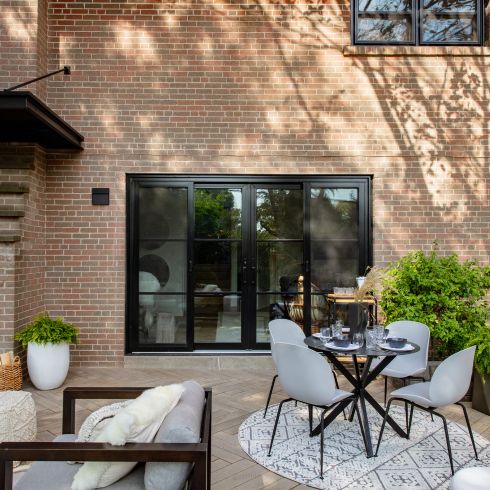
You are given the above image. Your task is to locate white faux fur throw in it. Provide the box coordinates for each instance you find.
[71,383,185,490]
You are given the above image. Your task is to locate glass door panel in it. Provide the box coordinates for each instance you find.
[193,188,243,345]
[310,187,362,327]
[255,188,304,342]
[136,186,189,348]
[128,176,371,352]
[310,188,360,291]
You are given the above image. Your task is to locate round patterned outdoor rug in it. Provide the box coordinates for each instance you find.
[238,401,490,489]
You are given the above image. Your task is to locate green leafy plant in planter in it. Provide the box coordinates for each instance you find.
[15,313,79,390]
[15,314,78,348]
[379,245,490,379]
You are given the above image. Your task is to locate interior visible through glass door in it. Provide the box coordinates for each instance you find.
[193,188,243,345]
[255,187,304,342]
[137,185,188,347]
[310,187,361,328]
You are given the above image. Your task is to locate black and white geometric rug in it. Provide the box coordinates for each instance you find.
[238,401,490,489]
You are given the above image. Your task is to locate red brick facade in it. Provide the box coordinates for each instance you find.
[1,0,489,366]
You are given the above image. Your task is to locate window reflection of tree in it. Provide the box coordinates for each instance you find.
[311,189,359,240]
[256,189,303,240]
[356,0,479,43]
[194,189,241,239]
[256,189,303,293]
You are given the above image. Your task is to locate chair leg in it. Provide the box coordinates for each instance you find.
[308,404,314,437]
[384,376,388,407]
[263,375,278,418]
[375,398,395,457]
[268,398,291,456]
[456,402,479,460]
[432,410,454,475]
[404,401,409,434]
[441,414,455,475]
[320,408,327,479]
[407,402,415,438]
[332,370,347,420]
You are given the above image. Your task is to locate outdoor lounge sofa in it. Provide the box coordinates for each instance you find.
[0,384,212,490]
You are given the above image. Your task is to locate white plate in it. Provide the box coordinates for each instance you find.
[325,342,359,351]
[312,329,349,337]
[378,342,414,352]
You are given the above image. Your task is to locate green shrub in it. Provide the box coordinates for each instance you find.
[15,313,79,349]
[379,246,490,376]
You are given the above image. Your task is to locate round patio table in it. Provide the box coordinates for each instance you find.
[304,335,420,458]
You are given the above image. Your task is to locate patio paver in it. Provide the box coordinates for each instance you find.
[23,366,490,489]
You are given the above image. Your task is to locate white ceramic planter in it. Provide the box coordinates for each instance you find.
[27,342,70,390]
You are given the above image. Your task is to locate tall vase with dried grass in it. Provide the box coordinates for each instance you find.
[353,266,386,326]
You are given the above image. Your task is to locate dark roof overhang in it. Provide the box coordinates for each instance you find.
[0,91,84,151]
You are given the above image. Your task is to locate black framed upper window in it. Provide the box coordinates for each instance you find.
[353,0,484,45]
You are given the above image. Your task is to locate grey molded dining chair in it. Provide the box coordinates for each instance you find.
[263,319,305,418]
[371,320,430,406]
[375,345,478,475]
[268,342,363,479]
[264,319,343,419]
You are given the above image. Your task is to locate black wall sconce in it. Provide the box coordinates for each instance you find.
[3,66,71,92]
[92,188,110,205]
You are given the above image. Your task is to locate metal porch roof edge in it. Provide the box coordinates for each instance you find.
[0,91,84,151]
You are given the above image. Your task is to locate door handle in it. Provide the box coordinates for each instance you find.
[251,265,256,286]
[242,259,247,285]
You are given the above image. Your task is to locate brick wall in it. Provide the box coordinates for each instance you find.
[14,147,46,336]
[0,0,47,97]
[0,244,15,352]
[0,145,46,358]
[36,0,48,99]
[3,0,488,365]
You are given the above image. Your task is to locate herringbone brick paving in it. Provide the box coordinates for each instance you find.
[25,366,490,489]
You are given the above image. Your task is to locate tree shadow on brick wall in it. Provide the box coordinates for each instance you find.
[43,0,489,259]
[241,0,489,259]
[348,55,489,256]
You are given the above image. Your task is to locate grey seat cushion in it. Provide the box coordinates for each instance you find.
[15,435,145,490]
[144,380,205,490]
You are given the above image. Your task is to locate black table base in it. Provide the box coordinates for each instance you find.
[309,348,409,458]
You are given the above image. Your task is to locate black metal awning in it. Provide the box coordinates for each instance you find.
[0,91,84,150]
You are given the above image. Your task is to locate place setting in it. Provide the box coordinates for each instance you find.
[313,322,416,354]
[241,318,489,490]
[312,320,364,351]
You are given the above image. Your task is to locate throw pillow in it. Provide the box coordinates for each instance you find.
[76,401,131,443]
[144,380,205,490]
[71,383,184,490]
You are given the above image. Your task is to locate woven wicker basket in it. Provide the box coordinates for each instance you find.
[0,357,22,391]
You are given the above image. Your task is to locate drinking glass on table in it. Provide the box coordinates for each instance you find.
[365,329,377,348]
[353,332,364,347]
[332,322,343,338]
[320,326,331,341]
[374,324,385,343]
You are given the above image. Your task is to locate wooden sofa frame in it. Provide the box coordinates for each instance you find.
[0,386,212,490]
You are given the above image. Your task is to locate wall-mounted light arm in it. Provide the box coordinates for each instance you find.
[3,66,71,92]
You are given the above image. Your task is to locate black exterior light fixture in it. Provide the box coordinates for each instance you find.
[0,65,84,150]
[3,66,71,92]
[92,188,110,205]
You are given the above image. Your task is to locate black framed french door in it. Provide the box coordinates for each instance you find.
[126,175,371,353]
